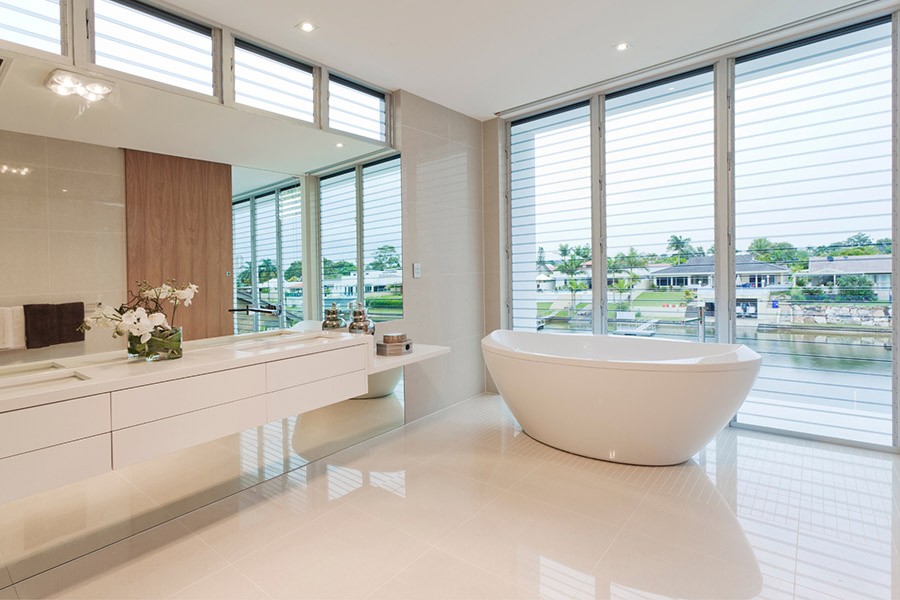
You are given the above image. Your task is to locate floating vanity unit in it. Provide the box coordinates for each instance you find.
[0,330,448,505]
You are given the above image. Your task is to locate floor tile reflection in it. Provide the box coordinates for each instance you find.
[8,394,900,599]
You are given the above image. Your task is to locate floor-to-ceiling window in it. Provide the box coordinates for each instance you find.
[509,103,592,332]
[319,156,403,322]
[733,18,893,445]
[232,181,304,334]
[506,15,897,448]
[605,69,716,341]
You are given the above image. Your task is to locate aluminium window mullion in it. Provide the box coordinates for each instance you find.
[275,189,285,328]
[591,94,607,335]
[714,57,736,345]
[249,195,259,332]
[355,165,365,307]
[891,10,899,448]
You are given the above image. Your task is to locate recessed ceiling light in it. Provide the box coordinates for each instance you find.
[297,21,317,33]
[335,143,344,148]
[615,42,630,51]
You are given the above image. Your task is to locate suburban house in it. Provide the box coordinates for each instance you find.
[652,255,792,288]
[802,255,892,300]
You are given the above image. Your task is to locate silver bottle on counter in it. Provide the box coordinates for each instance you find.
[322,302,346,329]
[348,301,375,335]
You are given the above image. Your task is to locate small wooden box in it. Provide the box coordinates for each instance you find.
[376,339,413,356]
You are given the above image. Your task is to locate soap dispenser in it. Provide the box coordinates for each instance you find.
[322,302,346,330]
[348,301,375,335]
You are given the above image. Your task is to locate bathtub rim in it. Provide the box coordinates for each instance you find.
[482,329,761,373]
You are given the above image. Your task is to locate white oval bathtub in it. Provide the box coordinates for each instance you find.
[482,330,761,466]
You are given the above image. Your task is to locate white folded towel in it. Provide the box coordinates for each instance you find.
[0,306,26,351]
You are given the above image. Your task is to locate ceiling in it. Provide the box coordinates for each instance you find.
[166,0,894,120]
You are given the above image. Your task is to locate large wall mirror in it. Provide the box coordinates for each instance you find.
[0,48,404,587]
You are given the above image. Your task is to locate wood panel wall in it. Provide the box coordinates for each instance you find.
[125,150,233,340]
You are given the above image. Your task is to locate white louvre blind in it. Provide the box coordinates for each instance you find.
[605,69,715,341]
[94,0,214,95]
[733,19,893,445]
[232,181,304,334]
[320,170,359,319]
[0,0,62,54]
[329,76,387,141]
[279,185,303,326]
[362,157,402,322]
[232,200,254,334]
[234,41,315,122]
[509,103,592,333]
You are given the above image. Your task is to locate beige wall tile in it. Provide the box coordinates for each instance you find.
[48,231,125,295]
[0,130,46,166]
[396,91,482,149]
[46,138,124,175]
[47,169,125,233]
[0,229,50,296]
[0,166,48,230]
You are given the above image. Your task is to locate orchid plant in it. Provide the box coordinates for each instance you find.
[80,281,199,343]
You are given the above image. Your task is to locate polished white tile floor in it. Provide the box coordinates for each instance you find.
[4,393,900,599]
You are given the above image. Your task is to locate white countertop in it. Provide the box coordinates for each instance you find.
[0,331,368,414]
[0,328,452,414]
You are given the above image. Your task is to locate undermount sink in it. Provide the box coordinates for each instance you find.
[0,361,67,379]
[0,369,91,398]
[228,331,334,352]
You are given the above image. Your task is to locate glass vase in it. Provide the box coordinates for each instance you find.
[127,327,183,361]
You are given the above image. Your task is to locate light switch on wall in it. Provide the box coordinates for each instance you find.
[412,262,422,278]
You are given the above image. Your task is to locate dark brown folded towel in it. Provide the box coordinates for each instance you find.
[24,302,85,348]
[54,302,85,344]
[23,304,52,349]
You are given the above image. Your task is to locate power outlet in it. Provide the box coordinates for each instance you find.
[412,262,422,278]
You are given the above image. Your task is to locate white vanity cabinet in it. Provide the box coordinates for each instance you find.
[111,365,268,468]
[266,345,368,420]
[0,393,112,505]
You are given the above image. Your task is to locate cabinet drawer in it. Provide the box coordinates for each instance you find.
[112,364,266,429]
[267,345,367,392]
[0,434,111,505]
[0,394,110,460]
[112,395,267,468]
[267,370,367,421]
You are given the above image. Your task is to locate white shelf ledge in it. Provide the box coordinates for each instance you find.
[367,342,450,375]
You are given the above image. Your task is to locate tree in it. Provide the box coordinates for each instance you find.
[536,246,549,273]
[257,259,278,284]
[237,260,253,286]
[836,275,877,303]
[748,238,807,271]
[667,235,697,265]
[285,261,302,281]
[322,258,357,280]
[875,238,892,254]
[366,245,401,271]
[813,233,881,257]
[555,243,591,315]
[747,238,774,261]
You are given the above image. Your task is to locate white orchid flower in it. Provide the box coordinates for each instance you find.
[148,311,170,329]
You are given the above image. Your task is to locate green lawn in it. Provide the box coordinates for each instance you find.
[632,291,688,307]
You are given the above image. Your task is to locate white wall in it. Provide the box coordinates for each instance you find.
[393,91,486,421]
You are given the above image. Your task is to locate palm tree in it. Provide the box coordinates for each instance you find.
[555,243,591,316]
[667,235,694,265]
[257,259,278,284]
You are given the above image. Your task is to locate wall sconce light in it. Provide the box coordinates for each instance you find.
[44,69,115,102]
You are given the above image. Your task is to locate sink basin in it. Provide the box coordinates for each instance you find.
[0,369,91,398]
[228,332,335,352]
[0,362,67,379]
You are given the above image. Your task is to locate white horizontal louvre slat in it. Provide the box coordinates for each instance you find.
[232,201,254,334]
[604,69,715,342]
[93,0,213,95]
[279,185,303,326]
[362,157,402,322]
[320,170,359,319]
[733,20,893,445]
[328,78,386,141]
[0,0,61,54]
[510,104,592,333]
[234,44,315,122]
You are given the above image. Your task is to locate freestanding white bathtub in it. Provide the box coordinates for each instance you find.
[482,330,761,466]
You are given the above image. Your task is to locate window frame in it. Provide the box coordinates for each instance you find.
[502,13,900,452]
[88,0,221,102]
[326,72,391,144]
[316,153,403,322]
[0,0,70,61]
